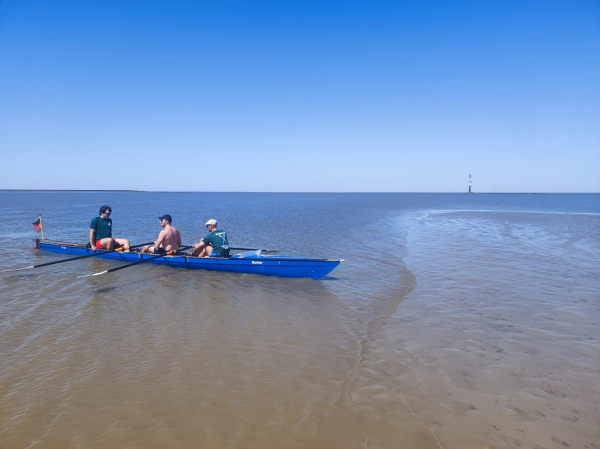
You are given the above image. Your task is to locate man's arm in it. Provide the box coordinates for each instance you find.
[89,228,96,251]
[177,231,182,247]
[193,237,206,252]
[203,234,214,248]
[155,229,167,248]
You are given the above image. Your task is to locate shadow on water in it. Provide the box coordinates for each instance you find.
[10,273,38,279]
[320,275,345,281]
[87,275,163,294]
[2,273,39,285]
[95,286,117,293]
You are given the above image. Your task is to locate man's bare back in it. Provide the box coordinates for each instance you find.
[140,215,182,254]
[156,225,181,251]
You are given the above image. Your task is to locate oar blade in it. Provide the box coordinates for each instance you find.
[1,266,34,274]
[77,270,108,278]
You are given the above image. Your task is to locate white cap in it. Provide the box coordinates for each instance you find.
[205,219,217,226]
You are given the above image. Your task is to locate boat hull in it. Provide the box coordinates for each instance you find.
[36,241,341,280]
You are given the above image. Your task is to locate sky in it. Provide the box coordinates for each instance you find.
[0,0,598,192]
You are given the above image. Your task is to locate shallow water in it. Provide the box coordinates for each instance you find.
[0,192,598,448]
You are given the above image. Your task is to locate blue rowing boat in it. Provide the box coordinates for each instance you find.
[35,241,343,280]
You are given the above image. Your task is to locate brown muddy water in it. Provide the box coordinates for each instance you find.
[0,192,598,448]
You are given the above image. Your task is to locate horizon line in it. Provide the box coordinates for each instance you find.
[0,190,598,194]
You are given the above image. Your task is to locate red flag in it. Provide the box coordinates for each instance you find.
[32,218,42,233]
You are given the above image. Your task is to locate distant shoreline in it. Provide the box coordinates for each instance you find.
[0,189,141,192]
[0,190,597,194]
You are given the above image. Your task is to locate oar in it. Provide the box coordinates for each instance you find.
[77,246,193,278]
[177,247,278,257]
[1,242,154,273]
[229,247,278,253]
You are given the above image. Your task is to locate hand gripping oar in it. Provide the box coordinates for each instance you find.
[77,246,193,278]
[1,242,154,274]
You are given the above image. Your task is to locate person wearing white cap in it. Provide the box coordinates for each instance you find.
[192,219,230,257]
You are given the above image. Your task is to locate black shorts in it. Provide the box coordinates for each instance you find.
[152,247,166,255]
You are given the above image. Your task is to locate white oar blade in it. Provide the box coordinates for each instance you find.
[1,266,34,273]
[77,270,108,278]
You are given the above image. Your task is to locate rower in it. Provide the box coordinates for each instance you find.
[140,214,182,254]
[89,205,130,252]
[192,219,230,257]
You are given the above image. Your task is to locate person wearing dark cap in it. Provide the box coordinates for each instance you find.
[192,218,230,257]
[140,214,182,254]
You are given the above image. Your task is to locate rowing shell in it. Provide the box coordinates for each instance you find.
[36,241,343,280]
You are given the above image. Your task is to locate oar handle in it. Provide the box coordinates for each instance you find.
[78,246,193,278]
[131,242,156,249]
[106,246,193,273]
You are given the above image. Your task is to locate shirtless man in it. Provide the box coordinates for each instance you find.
[89,205,130,252]
[140,214,182,254]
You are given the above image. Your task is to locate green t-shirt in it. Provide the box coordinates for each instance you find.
[203,229,230,257]
[90,216,112,241]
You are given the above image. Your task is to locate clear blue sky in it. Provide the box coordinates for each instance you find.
[1,0,598,192]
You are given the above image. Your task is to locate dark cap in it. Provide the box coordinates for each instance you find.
[158,214,172,223]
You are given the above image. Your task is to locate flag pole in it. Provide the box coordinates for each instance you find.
[39,214,45,242]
